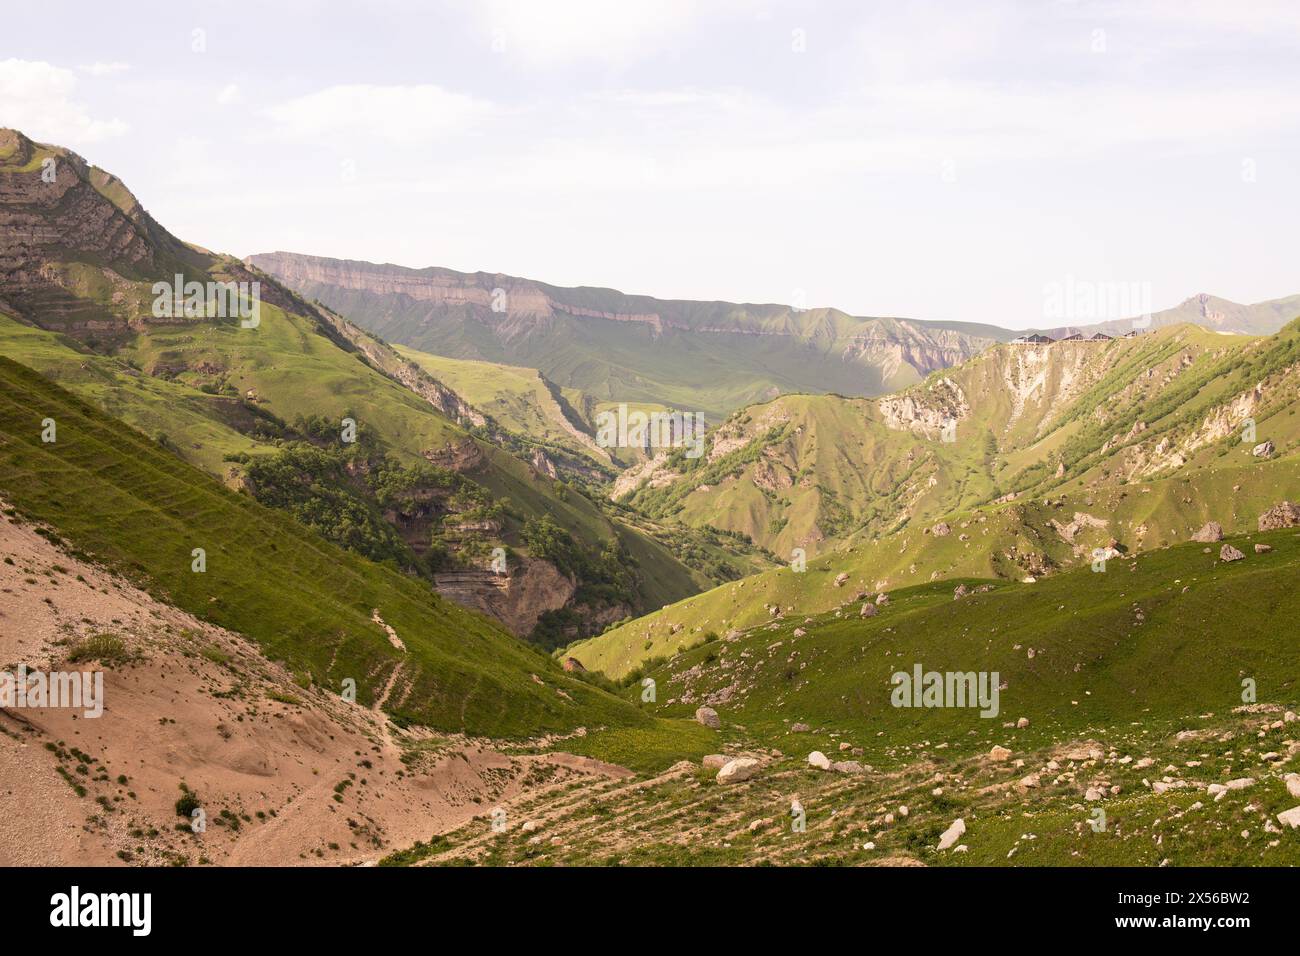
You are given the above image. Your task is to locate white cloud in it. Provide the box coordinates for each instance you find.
[78,61,132,76]
[216,83,241,106]
[0,59,127,144]
[263,83,486,144]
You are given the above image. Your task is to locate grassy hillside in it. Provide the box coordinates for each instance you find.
[581,321,1300,676]
[630,528,1300,755]
[387,526,1300,867]
[393,346,615,468]
[0,129,708,636]
[620,325,1286,555]
[0,355,649,736]
[249,252,1001,420]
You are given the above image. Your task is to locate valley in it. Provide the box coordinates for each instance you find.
[2,127,1298,869]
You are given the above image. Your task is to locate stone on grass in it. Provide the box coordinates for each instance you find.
[1192,522,1224,543]
[1258,501,1300,531]
[695,706,722,729]
[1275,806,1300,829]
[937,818,966,851]
[1284,774,1300,799]
[717,758,761,785]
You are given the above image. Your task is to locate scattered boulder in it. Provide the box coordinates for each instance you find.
[953,584,969,600]
[1016,717,1030,729]
[695,706,722,729]
[834,572,850,587]
[1286,774,1300,799]
[1258,501,1300,531]
[793,627,806,637]
[702,754,731,770]
[561,657,585,672]
[931,521,952,537]
[875,593,890,607]
[937,817,966,851]
[1252,440,1275,458]
[860,602,876,618]
[989,745,1013,761]
[790,722,811,733]
[808,751,831,770]
[1276,806,1300,829]
[1059,741,1105,761]
[1220,543,1245,563]
[831,760,864,774]
[717,758,761,785]
[1192,522,1224,543]
[1255,543,1273,554]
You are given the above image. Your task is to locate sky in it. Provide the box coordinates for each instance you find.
[2,0,1298,329]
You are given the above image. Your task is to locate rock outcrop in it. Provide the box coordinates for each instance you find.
[1259,501,1300,531]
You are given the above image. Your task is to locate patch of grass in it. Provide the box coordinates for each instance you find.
[66,632,132,666]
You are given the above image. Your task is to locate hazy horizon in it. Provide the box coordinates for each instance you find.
[4,0,1298,329]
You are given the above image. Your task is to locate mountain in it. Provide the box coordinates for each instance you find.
[6,126,1299,869]
[0,354,633,734]
[575,319,1300,677]
[0,354,730,864]
[246,251,1007,420]
[1035,291,1300,339]
[0,129,711,642]
[612,323,1297,557]
[391,345,616,471]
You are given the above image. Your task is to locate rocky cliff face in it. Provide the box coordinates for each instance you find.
[878,376,970,439]
[247,251,1001,415]
[434,557,576,635]
[0,128,204,337]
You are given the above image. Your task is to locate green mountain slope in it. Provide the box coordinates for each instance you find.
[0,128,704,639]
[625,528,1300,753]
[247,252,1003,420]
[0,355,644,736]
[578,320,1300,676]
[392,345,616,470]
[388,527,1300,867]
[617,324,1294,556]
